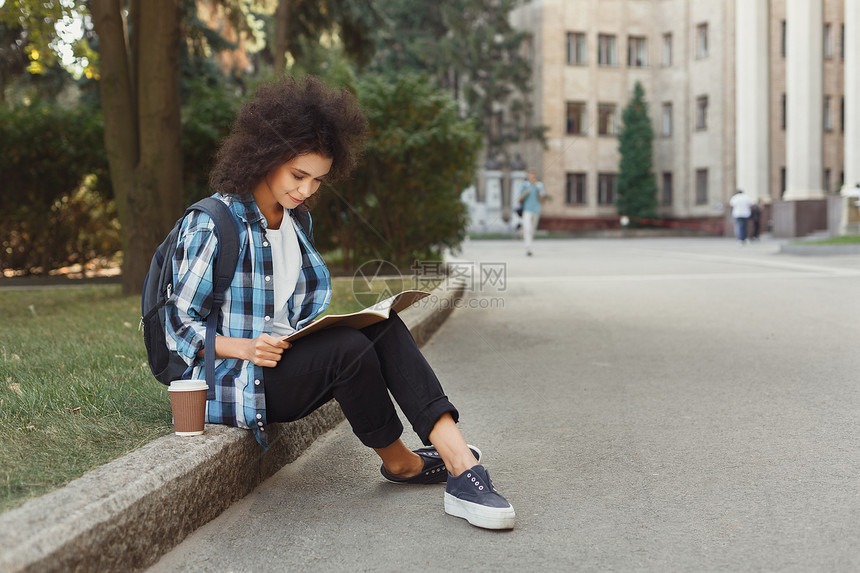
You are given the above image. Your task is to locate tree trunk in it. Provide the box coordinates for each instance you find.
[92,0,182,295]
[274,0,291,74]
[131,0,183,292]
[91,0,139,290]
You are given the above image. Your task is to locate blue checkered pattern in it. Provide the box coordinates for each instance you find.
[165,193,331,448]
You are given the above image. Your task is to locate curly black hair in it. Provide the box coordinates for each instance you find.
[210,75,368,197]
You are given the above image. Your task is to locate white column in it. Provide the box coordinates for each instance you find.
[840,2,860,234]
[735,0,770,202]
[785,0,824,200]
[843,1,860,194]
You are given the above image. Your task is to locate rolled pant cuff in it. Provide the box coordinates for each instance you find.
[354,416,404,450]
[414,396,460,446]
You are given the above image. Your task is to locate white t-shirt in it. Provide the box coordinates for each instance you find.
[265,216,302,336]
[729,193,753,218]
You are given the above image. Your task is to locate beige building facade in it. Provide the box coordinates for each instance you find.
[509,0,852,236]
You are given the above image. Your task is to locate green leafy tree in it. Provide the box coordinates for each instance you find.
[3,0,380,291]
[312,73,481,271]
[370,0,542,162]
[616,81,658,225]
[3,0,204,290]
[0,1,90,75]
[0,2,92,102]
[271,0,380,73]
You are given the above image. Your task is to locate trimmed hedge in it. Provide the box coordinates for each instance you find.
[1,84,242,275]
[0,103,117,274]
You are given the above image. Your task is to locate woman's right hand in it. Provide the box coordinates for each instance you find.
[245,334,292,367]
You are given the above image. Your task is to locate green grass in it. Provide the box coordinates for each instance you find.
[0,286,171,513]
[797,234,860,245]
[0,277,430,513]
[323,277,410,314]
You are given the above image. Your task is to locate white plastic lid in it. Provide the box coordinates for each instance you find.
[168,379,209,392]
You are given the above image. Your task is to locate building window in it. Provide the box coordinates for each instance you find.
[598,103,617,136]
[627,36,647,67]
[661,102,672,136]
[598,173,617,205]
[824,23,833,59]
[696,96,708,130]
[598,34,618,66]
[824,96,833,131]
[566,173,587,205]
[781,21,786,57]
[824,169,832,193]
[695,169,708,205]
[781,93,787,130]
[567,32,587,65]
[566,101,587,135]
[696,23,708,59]
[662,33,672,66]
[662,172,673,206]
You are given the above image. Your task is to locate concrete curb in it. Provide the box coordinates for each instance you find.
[779,242,860,256]
[0,282,464,573]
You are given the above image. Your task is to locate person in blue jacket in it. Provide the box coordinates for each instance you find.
[517,169,547,256]
[165,75,515,530]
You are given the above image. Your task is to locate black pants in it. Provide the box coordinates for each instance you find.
[263,312,458,449]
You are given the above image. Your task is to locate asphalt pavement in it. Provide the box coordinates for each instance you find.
[147,236,860,573]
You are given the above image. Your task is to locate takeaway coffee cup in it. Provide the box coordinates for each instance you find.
[168,380,208,436]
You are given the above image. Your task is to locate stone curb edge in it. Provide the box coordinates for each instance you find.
[0,282,465,573]
[778,243,860,256]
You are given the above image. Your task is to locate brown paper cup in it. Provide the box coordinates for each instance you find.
[168,380,208,436]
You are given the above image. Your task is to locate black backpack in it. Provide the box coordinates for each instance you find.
[141,198,239,397]
[141,199,315,398]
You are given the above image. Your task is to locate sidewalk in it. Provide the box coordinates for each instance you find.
[0,282,464,573]
[148,237,860,572]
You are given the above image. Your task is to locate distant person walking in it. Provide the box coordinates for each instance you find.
[729,189,753,244]
[517,169,547,256]
[749,199,763,241]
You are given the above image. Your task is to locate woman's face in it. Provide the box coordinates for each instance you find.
[258,152,333,211]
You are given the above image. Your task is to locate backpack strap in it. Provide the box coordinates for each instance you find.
[187,197,240,401]
[292,206,314,246]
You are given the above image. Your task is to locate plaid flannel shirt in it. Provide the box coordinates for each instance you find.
[165,193,331,448]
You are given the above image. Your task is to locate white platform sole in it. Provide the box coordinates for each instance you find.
[444,492,516,530]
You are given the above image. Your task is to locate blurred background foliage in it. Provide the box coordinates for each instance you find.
[0,101,115,273]
[313,73,480,272]
[0,0,537,277]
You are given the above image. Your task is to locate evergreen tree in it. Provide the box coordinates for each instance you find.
[617,81,658,225]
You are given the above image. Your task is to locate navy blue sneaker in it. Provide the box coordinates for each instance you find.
[444,464,515,529]
[381,445,482,484]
